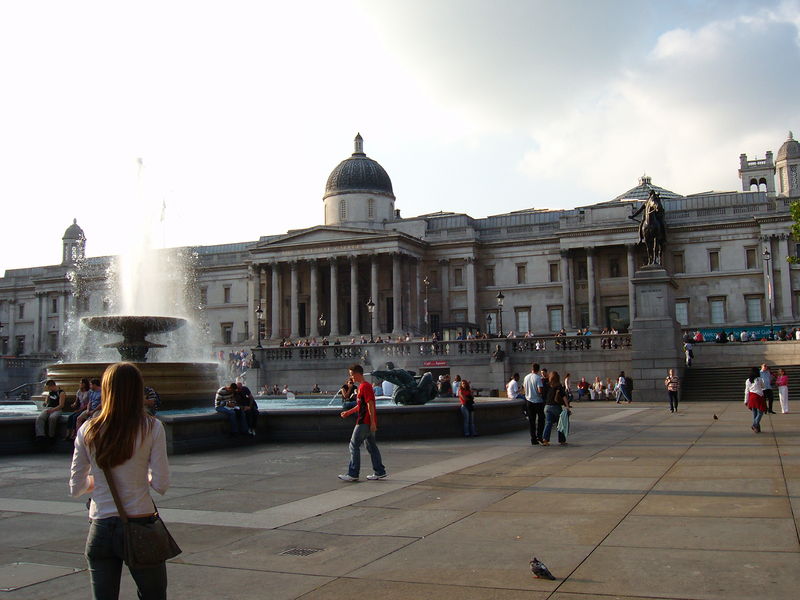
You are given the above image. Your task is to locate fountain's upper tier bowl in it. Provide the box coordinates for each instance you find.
[82,316,186,337]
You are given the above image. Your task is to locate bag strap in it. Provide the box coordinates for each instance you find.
[101,467,129,523]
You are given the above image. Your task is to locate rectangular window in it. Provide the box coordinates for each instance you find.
[577,304,589,329]
[745,247,757,270]
[77,296,90,313]
[244,321,249,339]
[102,299,110,312]
[15,335,25,355]
[516,308,530,333]
[223,286,231,304]
[709,297,726,324]
[429,270,438,289]
[548,262,560,282]
[18,304,24,319]
[48,331,58,352]
[451,309,466,323]
[675,300,689,325]
[745,296,763,322]
[221,323,233,345]
[454,268,463,287]
[576,261,587,280]
[516,264,527,284]
[709,250,720,272]
[672,253,684,274]
[199,287,208,306]
[547,307,563,332]
[1,337,8,354]
[485,267,495,287]
[50,298,58,314]
[368,198,375,219]
[609,258,620,278]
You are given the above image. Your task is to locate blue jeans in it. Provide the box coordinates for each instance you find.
[85,517,167,600]
[347,424,385,478]
[543,405,565,443]
[215,406,247,433]
[752,407,764,429]
[460,405,477,436]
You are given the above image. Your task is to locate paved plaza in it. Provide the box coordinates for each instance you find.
[1,401,799,599]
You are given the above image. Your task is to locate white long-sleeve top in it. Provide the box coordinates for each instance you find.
[69,418,170,519]
[744,377,765,402]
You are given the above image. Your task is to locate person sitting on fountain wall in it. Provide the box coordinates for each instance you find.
[214,382,248,437]
[65,378,91,440]
[312,383,321,394]
[144,386,161,416]
[235,378,258,436]
[76,379,103,430]
[35,380,66,440]
[341,377,357,410]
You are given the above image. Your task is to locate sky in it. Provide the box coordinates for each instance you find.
[1,0,799,273]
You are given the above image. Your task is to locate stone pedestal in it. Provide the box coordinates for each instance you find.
[630,267,683,403]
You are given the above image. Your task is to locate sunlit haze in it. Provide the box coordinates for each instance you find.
[1,0,799,272]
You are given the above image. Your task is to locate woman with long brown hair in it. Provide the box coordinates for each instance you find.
[70,362,170,599]
[541,370,571,446]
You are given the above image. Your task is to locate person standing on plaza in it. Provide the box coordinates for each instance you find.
[542,371,571,446]
[338,364,387,482]
[776,368,790,414]
[522,363,545,445]
[69,362,171,600]
[745,366,767,433]
[35,380,66,440]
[760,364,776,414]
[458,379,477,437]
[664,369,680,413]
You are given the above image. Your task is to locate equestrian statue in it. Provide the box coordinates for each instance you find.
[628,189,667,266]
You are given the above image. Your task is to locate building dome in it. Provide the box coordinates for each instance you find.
[63,218,85,241]
[777,132,800,162]
[324,134,395,200]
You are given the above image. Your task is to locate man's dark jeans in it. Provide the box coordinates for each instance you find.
[526,401,545,443]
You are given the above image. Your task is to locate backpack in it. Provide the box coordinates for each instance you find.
[624,376,634,390]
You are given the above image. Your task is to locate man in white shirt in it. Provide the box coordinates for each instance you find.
[506,373,524,399]
[522,363,546,445]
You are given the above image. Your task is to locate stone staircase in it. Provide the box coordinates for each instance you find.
[681,365,800,404]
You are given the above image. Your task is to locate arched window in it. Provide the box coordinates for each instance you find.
[339,199,347,220]
[758,178,768,192]
[749,178,759,192]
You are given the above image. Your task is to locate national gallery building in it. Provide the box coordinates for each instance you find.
[1,132,800,358]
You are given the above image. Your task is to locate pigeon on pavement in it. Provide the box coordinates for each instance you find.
[530,557,556,580]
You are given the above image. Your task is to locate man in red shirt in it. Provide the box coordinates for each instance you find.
[338,364,387,482]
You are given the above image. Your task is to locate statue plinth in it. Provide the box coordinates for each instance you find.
[630,267,684,403]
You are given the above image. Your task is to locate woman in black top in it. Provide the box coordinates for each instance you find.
[541,371,571,446]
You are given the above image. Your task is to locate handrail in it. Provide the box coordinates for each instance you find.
[4,379,47,399]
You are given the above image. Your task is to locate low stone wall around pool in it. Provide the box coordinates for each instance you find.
[1,399,528,455]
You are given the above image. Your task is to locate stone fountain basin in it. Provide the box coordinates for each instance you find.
[46,362,220,409]
[81,315,186,336]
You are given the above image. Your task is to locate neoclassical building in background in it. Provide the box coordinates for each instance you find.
[1,132,800,357]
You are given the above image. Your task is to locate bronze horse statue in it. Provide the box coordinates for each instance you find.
[629,190,666,266]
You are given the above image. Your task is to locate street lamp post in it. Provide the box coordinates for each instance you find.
[496,290,505,337]
[255,305,264,349]
[366,298,376,343]
[423,276,431,338]
[763,247,774,340]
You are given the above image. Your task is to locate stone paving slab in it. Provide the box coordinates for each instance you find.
[1,401,799,600]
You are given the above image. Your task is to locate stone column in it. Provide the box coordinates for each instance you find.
[392,253,402,334]
[329,259,340,337]
[626,244,637,320]
[370,255,380,335]
[466,257,477,325]
[57,292,66,341]
[32,293,42,353]
[439,258,450,323]
[567,253,576,329]
[309,259,319,338]
[247,265,256,343]
[559,250,571,328]
[270,264,280,339]
[777,234,793,319]
[7,299,16,354]
[412,259,421,334]
[349,256,360,336]
[586,247,597,329]
[290,261,299,338]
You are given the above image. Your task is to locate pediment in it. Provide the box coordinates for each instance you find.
[256,226,389,249]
